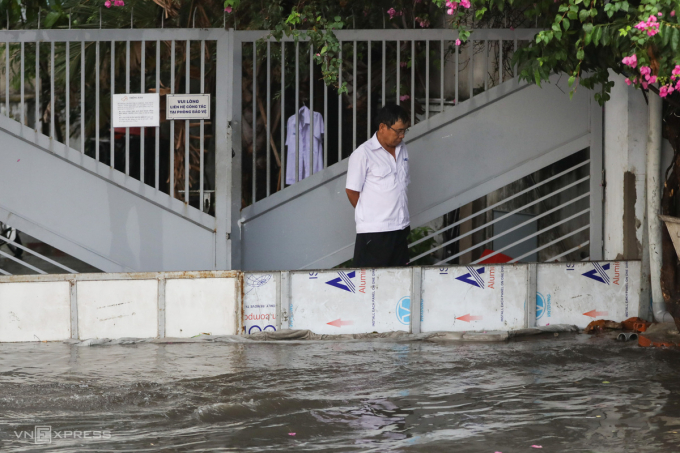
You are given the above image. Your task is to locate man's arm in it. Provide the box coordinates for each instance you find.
[346,189,360,208]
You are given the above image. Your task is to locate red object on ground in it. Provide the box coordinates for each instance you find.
[478,249,513,264]
[638,334,678,348]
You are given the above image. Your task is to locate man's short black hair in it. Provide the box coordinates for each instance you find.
[374,103,410,131]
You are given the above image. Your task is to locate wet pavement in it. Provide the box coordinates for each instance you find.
[0,333,679,452]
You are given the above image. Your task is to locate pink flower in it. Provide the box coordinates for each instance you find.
[460,0,471,8]
[647,75,657,84]
[224,6,232,12]
[400,94,410,101]
[622,54,637,68]
[672,10,676,17]
[447,7,455,14]
[672,65,680,76]
[658,12,663,16]
[114,0,124,5]
[625,78,632,86]
[642,81,649,89]
[105,0,111,7]
[400,61,407,68]
[387,7,397,19]
[660,85,669,97]
[640,66,651,76]
[676,80,680,90]
[455,39,461,46]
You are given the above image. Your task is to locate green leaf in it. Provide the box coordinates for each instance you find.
[593,26,603,45]
[563,18,571,30]
[583,23,594,33]
[621,1,629,12]
[673,27,680,51]
[568,75,576,86]
[44,11,61,29]
[662,25,671,46]
[568,11,578,20]
[579,9,589,21]
[577,49,585,59]
[559,4,569,12]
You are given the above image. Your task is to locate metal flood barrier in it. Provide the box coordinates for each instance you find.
[0,261,641,342]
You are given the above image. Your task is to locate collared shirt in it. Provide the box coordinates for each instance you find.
[285,106,324,185]
[345,134,410,234]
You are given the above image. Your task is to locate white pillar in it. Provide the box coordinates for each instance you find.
[646,94,674,323]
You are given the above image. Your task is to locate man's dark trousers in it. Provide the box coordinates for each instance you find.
[352,226,410,267]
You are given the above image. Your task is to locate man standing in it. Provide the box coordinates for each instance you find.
[345,104,411,267]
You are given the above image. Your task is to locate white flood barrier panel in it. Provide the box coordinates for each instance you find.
[289,268,412,335]
[77,280,158,339]
[536,261,641,328]
[244,273,278,335]
[0,281,71,342]
[165,278,239,337]
[421,265,528,332]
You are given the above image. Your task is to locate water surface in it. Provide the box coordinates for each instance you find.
[0,333,679,452]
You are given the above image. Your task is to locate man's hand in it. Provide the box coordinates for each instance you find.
[345,189,360,208]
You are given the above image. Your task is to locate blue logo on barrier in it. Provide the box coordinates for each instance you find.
[536,293,546,319]
[326,271,357,293]
[248,325,276,334]
[456,266,486,288]
[396,297,410,325]
[582,263,610,285]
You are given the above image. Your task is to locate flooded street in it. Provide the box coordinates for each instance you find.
[0,334,679,452]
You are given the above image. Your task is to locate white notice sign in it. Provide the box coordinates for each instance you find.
[166,94,211,120]
[112,93,160,128]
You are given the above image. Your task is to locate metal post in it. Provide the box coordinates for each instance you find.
[110,40,115,167]
[185,40,190,203]
[216,30,232,270]
[266,40,271,196]
[140,40,145,183]
[230,33,243,269]
[200,39,205,210]
[252,41,257,200]
[66,42,70,149]
[170,40,175,196]
[125,39,130,174]
[96,41,100,162]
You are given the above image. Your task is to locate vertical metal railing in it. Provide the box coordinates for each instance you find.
[0,29,222,216]
[236,29,536,207]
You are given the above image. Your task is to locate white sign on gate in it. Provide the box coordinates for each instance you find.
[166,94,211,120]
[243,273,278,335]
[536,261,641,328]
[111,93,160,127]
[290,268,412,335]
[421,264,527,332]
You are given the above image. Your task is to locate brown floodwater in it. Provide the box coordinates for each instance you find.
[0,333,679,452]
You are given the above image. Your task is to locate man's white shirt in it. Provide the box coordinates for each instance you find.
[346,134,410,234]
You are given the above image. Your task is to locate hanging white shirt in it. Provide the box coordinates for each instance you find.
[345,134,410,234]
[285,106,324,185]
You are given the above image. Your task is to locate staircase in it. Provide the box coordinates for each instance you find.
[0,28,231,273]
[234,74,602,270]
[0,28,602,274]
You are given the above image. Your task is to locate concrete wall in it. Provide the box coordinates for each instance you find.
[0,262,642,342]
[602,72,676,320]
